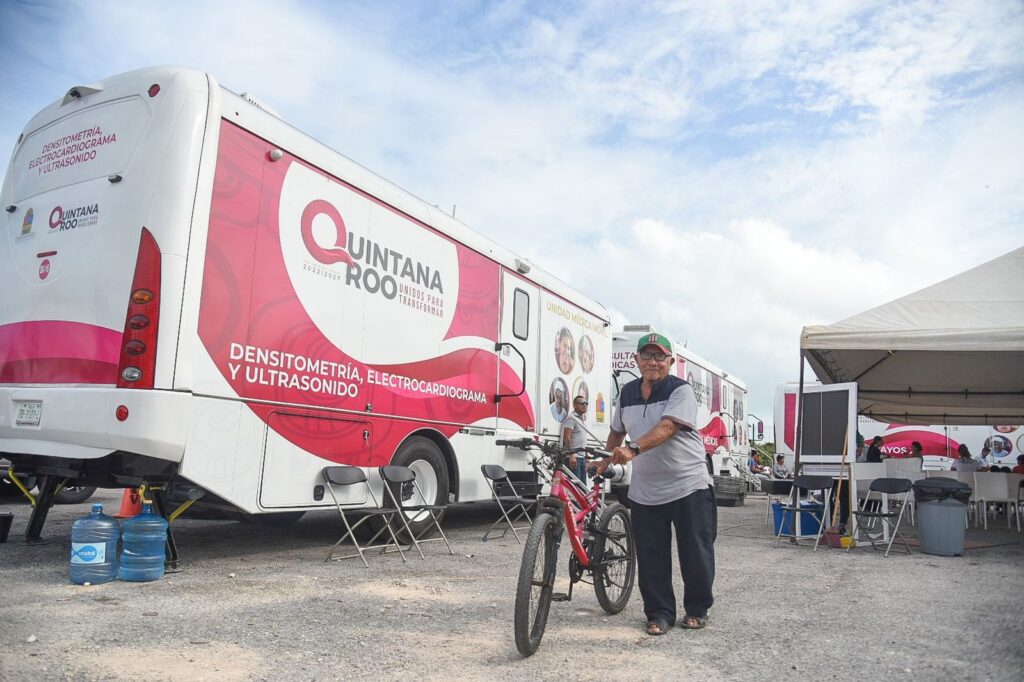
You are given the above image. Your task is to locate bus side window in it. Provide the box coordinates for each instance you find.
[513,289,529,340]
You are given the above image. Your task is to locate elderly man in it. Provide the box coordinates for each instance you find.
[599,332,716,636]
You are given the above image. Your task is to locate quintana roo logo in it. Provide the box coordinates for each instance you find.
[301,199,353,266]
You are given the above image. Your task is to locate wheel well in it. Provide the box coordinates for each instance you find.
[399,429,459,501]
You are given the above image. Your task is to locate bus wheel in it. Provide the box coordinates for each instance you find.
[388,436,449,540]
[53,485,98,505]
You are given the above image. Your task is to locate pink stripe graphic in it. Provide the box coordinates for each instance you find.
[0,321,122,384]
[0,358,118,384]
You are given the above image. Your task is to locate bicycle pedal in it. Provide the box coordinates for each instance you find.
[551,592,571,602]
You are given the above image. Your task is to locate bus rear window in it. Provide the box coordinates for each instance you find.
[12,97,150,202]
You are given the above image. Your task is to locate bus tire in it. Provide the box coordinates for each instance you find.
[53,485,98,505]
[388,436,449,540]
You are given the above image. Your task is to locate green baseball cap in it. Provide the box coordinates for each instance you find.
[636,332,672,355]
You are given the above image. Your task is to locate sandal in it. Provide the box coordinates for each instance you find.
[679,615,708,630]
[646,621,669,636]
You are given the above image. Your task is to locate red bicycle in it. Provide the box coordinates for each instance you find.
[497,438,636,657]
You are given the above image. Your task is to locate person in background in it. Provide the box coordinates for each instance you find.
[747,450,771,480]
[865,436,884,463]
[910,441,923,458]
[855,431,866,463]
[1011,455,1024,475]
[977,445,993,469]
[951,444,980,472]
[772,454,791,479]
[562,395,589,482]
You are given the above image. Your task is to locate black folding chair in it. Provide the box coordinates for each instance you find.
[321,466,409,567]
[760,479,793,527]
[850,477,913,557]
[774,475,832,551]
[378,465,455,558]
[480,464,536,543]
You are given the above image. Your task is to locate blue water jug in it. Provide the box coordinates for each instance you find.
[118,502,168,582]
[69,504,120,585]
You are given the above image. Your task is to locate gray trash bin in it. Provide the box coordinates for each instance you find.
[913,477,972,556]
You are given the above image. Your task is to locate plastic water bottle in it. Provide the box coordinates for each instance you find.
[69,504,120,585]
[118,502,168,582]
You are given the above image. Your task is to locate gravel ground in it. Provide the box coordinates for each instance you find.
[1,489,1022,681]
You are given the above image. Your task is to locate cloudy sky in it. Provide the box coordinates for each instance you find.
[2,0,1022,434]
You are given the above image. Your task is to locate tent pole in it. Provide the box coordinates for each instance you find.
[790,350,806,537]
[794,351,805,477]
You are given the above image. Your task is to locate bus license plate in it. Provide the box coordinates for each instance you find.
[15,401,42,427]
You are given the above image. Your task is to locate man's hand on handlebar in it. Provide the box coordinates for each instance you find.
[610,445,637,465]
[593,444,636,475]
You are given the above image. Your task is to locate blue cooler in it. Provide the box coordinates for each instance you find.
[772,501,824,536]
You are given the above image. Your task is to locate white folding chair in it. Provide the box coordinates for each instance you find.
[898,457,924,473]
[902,471,925,525]
[953,472,978,526]
[973,472,1018,530]
[855,462,886,482]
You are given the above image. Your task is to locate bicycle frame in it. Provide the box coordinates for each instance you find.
[510,438,636,656]
[548,467,603,567]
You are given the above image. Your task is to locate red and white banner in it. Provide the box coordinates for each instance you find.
[199,122,533,462]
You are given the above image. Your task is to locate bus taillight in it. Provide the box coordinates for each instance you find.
[117,228,161,389]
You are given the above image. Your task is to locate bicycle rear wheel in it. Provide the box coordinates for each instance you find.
[514,511,560,656]
[593,502,636,614]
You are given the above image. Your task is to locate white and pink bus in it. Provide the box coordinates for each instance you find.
[0,66,612,537]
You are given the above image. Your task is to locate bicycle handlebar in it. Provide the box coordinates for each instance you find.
[496,438,610,460]
[572,447,611,460]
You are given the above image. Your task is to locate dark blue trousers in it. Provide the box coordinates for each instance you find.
[630,486,717,625]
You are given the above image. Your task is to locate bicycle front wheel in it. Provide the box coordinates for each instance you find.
[593,502,636,614]
[514,511,560,656]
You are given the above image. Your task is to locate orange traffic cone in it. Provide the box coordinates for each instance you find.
[114,487,142,518]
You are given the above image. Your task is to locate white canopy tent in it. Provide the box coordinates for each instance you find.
[800,246,1024,425]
